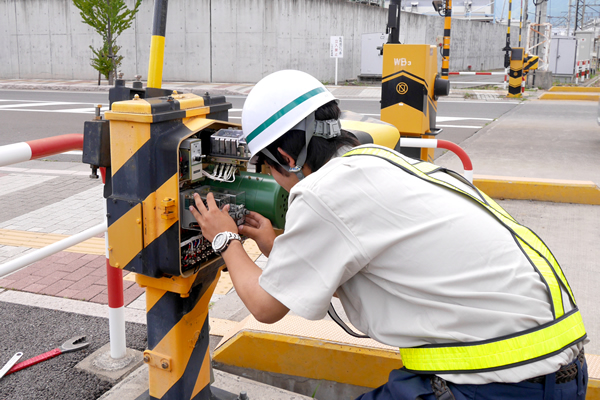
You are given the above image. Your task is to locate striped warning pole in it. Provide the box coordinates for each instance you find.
[400,138,474,183]
[441,0,453,80]
[147,0,169,89]
[576,61,580,83]
[0,134,83,167]
[100,168,127,360]
[586,60,590,79]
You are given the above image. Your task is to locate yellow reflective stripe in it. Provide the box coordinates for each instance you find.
[344,146,575,313]
[412,161,439,174]
[399,311,586,372]
[480,191,517,222]
[516,237,563,316]
[490,205,574,313]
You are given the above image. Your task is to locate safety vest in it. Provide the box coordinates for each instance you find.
[343,145,587,374]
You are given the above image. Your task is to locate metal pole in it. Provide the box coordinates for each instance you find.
[503,0,513,69]
[568,0,573,34]
[0,223,108,279]
[388,0,401,44]
[148,0,169,89]
[518,0,523,47]
[335,58,339,86]
[441,0,453,79]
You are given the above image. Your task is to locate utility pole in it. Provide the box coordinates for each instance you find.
[575,0,586,31]
[568,0,573,34]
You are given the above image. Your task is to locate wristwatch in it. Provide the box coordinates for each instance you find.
[212,231,242,254]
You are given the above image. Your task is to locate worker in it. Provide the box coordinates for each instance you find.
[189,70,588,400]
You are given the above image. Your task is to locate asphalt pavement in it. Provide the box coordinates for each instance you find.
[0,77,599,399]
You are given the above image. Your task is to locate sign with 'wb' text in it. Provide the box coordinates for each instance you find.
[330,36,343,58]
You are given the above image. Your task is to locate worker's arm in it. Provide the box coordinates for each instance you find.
[189,193,288,324]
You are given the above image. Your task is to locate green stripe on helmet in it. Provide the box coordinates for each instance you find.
[246,87,327,144]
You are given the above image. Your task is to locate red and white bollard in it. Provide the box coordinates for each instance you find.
[100,168,127,360]
[575,61,580,84]
[0,134,83,167]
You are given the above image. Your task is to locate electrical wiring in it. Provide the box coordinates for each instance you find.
[202,163,237,182]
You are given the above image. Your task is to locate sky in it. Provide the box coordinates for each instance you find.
[495,0,585,28]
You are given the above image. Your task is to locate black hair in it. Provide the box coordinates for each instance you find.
[261,100,360,175]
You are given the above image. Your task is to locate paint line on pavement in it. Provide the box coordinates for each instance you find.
[437,124,484,129]
[0,101,81,109]
[0,166,89,176]
[437,116,494,122]
[0,229,105,254]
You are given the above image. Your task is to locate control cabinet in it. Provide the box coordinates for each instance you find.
[100,92,288,278]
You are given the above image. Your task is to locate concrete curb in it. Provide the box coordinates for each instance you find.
[539,92,600,101]
[473,176,600,205]
[548,86,600,93]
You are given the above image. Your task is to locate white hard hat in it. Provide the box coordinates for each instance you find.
[242,70,337,158]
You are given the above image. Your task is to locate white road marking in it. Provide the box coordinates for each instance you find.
[437,124,483,129]
[437,116,494,122]
[55,108,100,114]
[0,101,79,109]
[0,99,109,114]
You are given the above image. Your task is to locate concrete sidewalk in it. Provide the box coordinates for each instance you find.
[0,81,598,399]
[0,77,539,101]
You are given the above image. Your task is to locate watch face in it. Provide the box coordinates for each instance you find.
[213,233,227,250]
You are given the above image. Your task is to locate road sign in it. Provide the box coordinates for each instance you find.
[330,36,344,58]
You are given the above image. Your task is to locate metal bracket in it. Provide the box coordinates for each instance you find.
[143,350,172,372]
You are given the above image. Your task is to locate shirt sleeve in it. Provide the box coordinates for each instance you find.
[258,186,369,320]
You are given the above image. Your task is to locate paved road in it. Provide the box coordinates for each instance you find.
[0,89,521,162]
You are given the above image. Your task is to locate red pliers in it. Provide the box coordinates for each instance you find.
[4,336,90,376]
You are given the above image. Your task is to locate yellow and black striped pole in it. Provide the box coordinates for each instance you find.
[441,0,452,80]
[518,0,523,47]
[103,94,235,399]
[148,0,169,89]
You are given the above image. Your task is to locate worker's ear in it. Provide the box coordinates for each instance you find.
[277,148,296,168]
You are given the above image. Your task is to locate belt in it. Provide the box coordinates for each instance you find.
[525,350,585,385]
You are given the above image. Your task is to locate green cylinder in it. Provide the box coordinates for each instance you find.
[208,171,288,230]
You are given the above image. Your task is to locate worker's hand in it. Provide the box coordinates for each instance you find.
[189,192,238,243]
[239,211,276,257]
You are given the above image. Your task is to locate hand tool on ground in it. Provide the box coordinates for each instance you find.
[4,336,90,376]
[0,352,23,380]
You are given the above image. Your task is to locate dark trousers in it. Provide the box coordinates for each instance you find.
[356,358,588,400]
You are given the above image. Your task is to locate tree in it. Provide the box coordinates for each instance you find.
[72,0,142,85]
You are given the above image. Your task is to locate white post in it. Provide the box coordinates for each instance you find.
[335,58,339,86]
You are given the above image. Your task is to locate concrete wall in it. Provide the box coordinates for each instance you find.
[0,0,518,83]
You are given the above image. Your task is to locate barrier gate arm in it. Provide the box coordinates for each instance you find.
[0,134,83,167]
[400,138,474,183]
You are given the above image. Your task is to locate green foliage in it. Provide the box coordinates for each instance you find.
[90,42,123,80]
[72,0,142,82]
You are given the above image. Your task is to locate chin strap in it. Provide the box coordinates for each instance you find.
[261,114,343,181]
